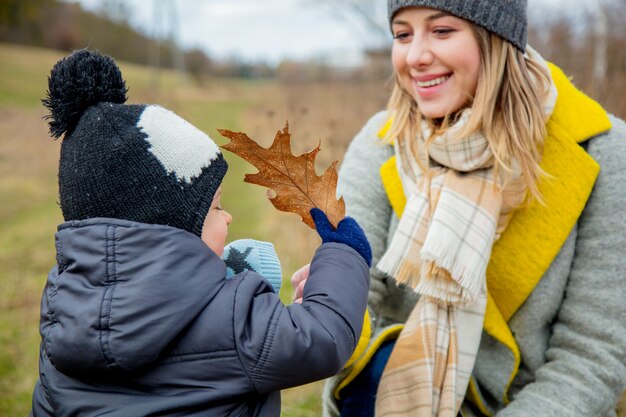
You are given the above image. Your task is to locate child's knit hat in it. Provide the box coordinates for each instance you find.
[43,49,227,236]
[222,239,283,294]
[387,0,528,52]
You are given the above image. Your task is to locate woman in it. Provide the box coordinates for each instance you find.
[292,1,626,416]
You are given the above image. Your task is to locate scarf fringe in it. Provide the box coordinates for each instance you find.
[420,239,490,304]
[415,262,467,305]
[378,257,423,289]
[377,230,487,305]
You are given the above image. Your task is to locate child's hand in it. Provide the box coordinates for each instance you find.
[223,239,282,294]
[290,264,310,304]
[310,208,372,267]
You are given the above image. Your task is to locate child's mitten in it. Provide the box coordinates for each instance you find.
[310,208,372,267]
[222,239,282,293]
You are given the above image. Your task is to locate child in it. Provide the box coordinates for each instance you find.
[30,49,371,417]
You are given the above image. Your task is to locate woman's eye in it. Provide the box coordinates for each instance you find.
[433,28,454,36]
[393,32,412,42]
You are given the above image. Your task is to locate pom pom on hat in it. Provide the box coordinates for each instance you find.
[43,49,128,138]
[223,239,283,294]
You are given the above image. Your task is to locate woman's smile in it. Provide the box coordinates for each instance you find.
[412,73,453,98]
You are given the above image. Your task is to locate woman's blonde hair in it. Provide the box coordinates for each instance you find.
[385,25,551,201]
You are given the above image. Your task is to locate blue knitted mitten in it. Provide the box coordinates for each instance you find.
[310,208,372,267]
[222,239,282,294]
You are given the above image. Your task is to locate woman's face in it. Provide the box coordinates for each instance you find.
[391,7,481,119]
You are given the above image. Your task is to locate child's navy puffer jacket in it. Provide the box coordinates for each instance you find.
[31,218,369,417]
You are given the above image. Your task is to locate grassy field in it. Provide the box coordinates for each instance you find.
[0,42,388,416]
[6,42,621,417]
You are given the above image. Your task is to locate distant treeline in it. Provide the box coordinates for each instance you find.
[1,0,625,118]
[1,0,175,65]
[0,0,277,80]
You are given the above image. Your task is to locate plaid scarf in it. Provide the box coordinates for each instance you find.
[375,114,526,416]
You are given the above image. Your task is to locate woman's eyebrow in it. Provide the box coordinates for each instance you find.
[392,11,453,26]
[426,12,453,21]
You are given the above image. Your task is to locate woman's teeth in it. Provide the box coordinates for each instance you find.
[417,75,450,88]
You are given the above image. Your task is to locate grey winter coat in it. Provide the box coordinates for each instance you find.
[31,218,369,417]
[323,104,626,416]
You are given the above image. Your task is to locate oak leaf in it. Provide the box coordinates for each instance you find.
[218,123,345,229]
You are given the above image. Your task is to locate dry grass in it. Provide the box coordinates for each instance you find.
[0,106,64,415]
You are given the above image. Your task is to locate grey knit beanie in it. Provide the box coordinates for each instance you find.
[388,0,528,52]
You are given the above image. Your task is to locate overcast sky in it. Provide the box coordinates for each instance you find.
[66,0,597,64]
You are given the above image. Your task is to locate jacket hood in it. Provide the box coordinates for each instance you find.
[41,218,226,376]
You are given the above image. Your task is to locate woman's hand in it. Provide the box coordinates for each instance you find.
[290,263,310,304]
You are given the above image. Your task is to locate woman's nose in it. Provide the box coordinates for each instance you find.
[406,39,433,68]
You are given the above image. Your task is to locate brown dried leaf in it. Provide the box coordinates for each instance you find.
[218,122,345,229]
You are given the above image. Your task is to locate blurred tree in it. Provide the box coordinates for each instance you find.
[186,48,213,84]
[528,0,626,118]
[149,0,187,86]
[0,0,54,45]
[40,2,81,50]
[301,0,390,49]
[592,3,608,84]
[97,0,130,25]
